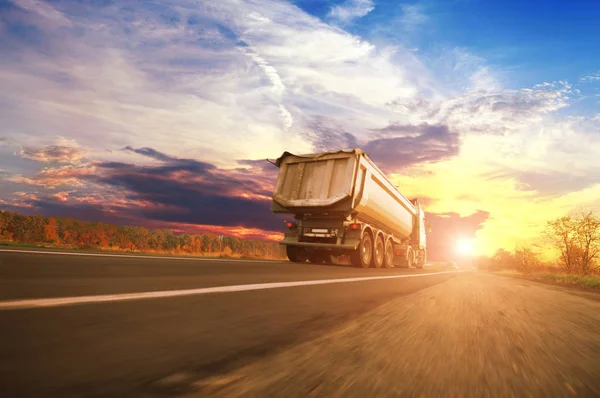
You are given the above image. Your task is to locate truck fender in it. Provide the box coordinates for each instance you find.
[375,230,385,245]
[362,226,374,240]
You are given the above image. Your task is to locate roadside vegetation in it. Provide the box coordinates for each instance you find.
[479,211,600,290]
[0,210,287,260]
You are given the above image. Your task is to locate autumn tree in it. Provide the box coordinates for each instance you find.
[514,246,541,273]
[191,236,203,253]
[490,248,515,270]
[162,230,178,251]
[180,234,192,253]
[0,209,286,259]
[546,211,600,274]
[149,230,165,251]
[0,211,14,241]
[44,217,60,243]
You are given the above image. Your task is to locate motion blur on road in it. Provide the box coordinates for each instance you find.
[1,249,600,397]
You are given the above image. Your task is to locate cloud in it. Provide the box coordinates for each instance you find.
[10,0,72,27]
[20,145,85,163]
[364,124,459,171]
[0,137,19,146]
[122,146,217,174]
[513,171,600,196]
[7,164,92,189]
[581,72,600,82]
[6,146,285,232]
[397,4,428,32]
[238,45,293,130]
[387,81,573,135]
[306,117,359,152]
[328,0,375,23]
[1,0,600,257]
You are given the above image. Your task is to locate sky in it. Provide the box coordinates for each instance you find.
[1,0,599,260]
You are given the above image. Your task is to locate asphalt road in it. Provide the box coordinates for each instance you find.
[0,249,455,397]
[1,249,600,397]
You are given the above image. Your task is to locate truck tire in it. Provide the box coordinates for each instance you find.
[350,233,373,268]
[406,247,414,268]
[286,246,306,263]
[415,250,425,269]
[384,239,394,268]
[373,235,384,268]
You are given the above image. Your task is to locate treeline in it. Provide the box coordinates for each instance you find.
[483,211,600,275]
[0,210,286,259]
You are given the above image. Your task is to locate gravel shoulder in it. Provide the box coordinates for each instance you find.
[185,273,600,398]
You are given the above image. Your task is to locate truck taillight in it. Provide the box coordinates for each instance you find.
[349,223,361,230]
[284,221,296,229]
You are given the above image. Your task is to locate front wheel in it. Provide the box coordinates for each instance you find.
[350,233,373,268]
[415,250,426,269]
[406,247,414,268]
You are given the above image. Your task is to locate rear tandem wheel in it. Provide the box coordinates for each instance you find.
[350,233,373,268]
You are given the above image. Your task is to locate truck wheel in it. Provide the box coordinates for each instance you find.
[406,247,414,268]
[286,246,306,263]
[350,233,373,268]
[416,250,425,269]
[373,235,384,268]
[384,240,394,268]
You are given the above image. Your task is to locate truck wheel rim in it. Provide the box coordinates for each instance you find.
[385,242,393,267]
[375,239,383,267]
[362,236,372,265]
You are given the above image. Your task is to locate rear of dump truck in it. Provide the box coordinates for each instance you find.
[270,149,427,268]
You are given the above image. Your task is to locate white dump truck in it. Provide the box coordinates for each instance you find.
[270,149,427,268]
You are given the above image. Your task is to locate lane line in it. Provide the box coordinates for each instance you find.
[0,249,281,264]
[0,271,461,311]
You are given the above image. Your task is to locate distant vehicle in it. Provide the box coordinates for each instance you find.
[270,149,427,268]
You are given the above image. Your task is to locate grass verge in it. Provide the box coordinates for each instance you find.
[0,241,285,261]
[494,269,600,291]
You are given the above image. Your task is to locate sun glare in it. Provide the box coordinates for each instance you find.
[456,238,475,256]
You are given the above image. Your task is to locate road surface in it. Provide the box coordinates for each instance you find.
[1,249,600,397]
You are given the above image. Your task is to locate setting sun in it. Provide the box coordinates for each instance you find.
[456,238,475,256]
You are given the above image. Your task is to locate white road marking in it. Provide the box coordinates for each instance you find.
[0,249,279,264]
[0,271,461,311]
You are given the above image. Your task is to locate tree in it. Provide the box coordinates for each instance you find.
[514,246,541,273]
[545,211,600,274]
[491,248,515,270]
[576,211,600,273]
[191,236,203,253]
[162,230,178,251]
[0,211,15,241]
[0,209,287,260]
[180,234,192,253]
[44,217,60,243]
[149,230,165,251]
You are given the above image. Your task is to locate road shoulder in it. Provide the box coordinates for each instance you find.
[181,273,600,397]
[491,271,600,300]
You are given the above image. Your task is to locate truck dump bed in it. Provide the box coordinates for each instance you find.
[272,150,357,208]
[271,149,419,239]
